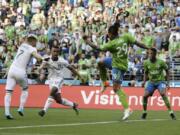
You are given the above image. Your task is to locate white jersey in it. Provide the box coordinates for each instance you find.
[45,57,69,80]
[11,43,37,70]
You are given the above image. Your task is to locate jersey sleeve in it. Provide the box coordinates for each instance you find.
[29,46,37,54]
[100,40,115,52]
[161,60,168,70]
[123,33,136,44]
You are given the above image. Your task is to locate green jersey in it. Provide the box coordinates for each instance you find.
[144,59,168,82]
[100,33,135,71]
[142,35,155,48]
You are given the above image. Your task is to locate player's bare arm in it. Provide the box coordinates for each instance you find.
[32,51,43,62]
[67,65,84,82]
[82,35,101,51]
[38,62,47,73]
[142,71,148,87]
[134,41,150,50]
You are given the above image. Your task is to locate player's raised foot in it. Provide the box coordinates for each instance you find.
[73,103,79,115]
[141,112,147,120]
[6,115,14,120]
[100,81,109,93]
[170,112,176,120]
[38,110,46,117]
[17,108,24,116]
[122,108,133,120]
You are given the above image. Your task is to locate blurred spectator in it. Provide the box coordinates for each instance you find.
[168,35,180,58]
[31,0,42,14]
[0,0,179,84]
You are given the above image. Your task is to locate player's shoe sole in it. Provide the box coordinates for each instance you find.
[73,103,79,115]
[170,113,176,120]
[17,109,24,116]
[6,115,14,120]
[122,108,133,120]
[38,110,46,117]
[141,112,147,120]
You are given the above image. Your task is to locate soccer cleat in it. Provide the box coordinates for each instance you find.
[122,108,133,120]
[17,108,24,116]
[38,110,46,117]
[141,112,147,120]
[100,81,109,93]
[170,113,176,120]
[73,103,79,115]
[6,115,14,120]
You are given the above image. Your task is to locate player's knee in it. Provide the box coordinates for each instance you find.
[6,90,13,94]
[22,86,28,91]
[55,98,62,104]
[143,92,150,98]
[143,95,148,99]
[160,92,166,97]
[113,84,120,92]
[50,87,58,96]
[54,93,62,104]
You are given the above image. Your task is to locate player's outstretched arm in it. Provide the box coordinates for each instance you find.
[32,51,43,62]
[142,71,148,87]
[67,65,84,82]
[134,40,150,50]
[82,35,101,51]
[38,62,47,72]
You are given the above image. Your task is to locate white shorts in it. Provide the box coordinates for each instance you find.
[5,66,28,91]
[48,78,63,93]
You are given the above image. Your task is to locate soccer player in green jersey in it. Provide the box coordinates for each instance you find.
[83,25,149,120]
[142,48,176,120]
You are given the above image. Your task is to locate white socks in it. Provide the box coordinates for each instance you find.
[43,97,54,112]
[61,98,74,107]
[43,97,74,112]
[4,92,12,116]
[19,91,28,111]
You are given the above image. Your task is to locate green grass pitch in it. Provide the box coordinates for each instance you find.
[0,108,179,135]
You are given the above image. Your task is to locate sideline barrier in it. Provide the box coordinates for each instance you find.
[0,85,180,110]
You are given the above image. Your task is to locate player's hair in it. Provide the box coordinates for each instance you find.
[27,36,37,43]
[50,44,60,50]
[108,25,119,36]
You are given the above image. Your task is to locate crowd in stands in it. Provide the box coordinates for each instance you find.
[0,0,180,85]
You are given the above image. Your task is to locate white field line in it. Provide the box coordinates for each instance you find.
[0,119,178,130]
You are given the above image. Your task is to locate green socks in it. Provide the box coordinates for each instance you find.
[142,95,172,113]
[162,95,171,111]
[143,96,148,113]
[116,89,129,109]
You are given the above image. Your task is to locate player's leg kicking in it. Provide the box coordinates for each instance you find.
[38,78,79,117]
[112,68,132,120]
[98,57,112,92]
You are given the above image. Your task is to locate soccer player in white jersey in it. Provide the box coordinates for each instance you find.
[4,34,43,119]
[38,45,83,117]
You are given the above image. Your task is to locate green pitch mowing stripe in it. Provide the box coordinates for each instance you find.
[0,108,179,135]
